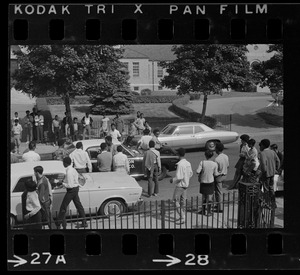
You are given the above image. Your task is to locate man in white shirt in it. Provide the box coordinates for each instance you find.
[214,142,229,212]
[170,148,193,224]
[22,141,41,162]
[55,157,87,229]
[11,119,23,154]
[82,112,93,140]
[109,123,122,144]
[137,129,152,151]
[101,113,110,138]
[113,145,130,174]
[36,110,44,143]
[69,142,92,173]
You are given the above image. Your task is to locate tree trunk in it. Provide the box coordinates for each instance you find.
[64,92,72,119]
[200,93,208,123]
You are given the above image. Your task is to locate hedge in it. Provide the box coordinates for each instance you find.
[171,95,217,128]
[45,95,180,105]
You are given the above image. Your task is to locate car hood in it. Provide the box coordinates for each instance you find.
[83,172,142,190]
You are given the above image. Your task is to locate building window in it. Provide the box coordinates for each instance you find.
[157,66,163,78]
[134,86,139,91]
[132,62,139,77]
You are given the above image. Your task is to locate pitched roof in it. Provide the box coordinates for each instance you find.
[122,45,176,61]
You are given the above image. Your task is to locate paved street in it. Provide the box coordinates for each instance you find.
[10,92,284,229]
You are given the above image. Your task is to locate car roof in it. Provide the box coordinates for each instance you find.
[73,139,121,150]
[10,161,66,189]
[164,122,213,131]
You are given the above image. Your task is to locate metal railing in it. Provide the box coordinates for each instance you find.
[12,193,242,230]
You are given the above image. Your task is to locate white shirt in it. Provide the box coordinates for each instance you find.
[12,124,23,135]
[101,117,110,131]
[109,129,121,143]
[113,152,130,174]
[22,150,41,162]
[69,148,92,172]
[25,191,41,215]
[138,135,153,150]
[63,166,80,189]
[214,153,229,175]
[197,160,219,183]
[173,158,193,188]
[83,116,90,125]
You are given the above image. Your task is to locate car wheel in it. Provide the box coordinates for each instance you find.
[99,199,126,217]
[158,166,167,181]
[205,140,218,151]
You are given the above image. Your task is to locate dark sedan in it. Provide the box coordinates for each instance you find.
[72,139,179,181]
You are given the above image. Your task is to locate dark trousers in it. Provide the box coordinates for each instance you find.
[24,210,43,229]
[41,200,54,229]
[37,125,44,142]
[56,187,86,229]
[147,163,159,196]
[53,127,60,144]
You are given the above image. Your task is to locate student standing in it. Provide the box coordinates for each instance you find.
[109,123,122,143]
[11,119,22,154]
[197,150,219,216]
[213,142,229,213]
[21,179,42,229]
[34,166,53,229]
[69,142,92,173]
[82,112,93,140]
[170,148,193,224]
[97,142,113,172]
[36,110,44,143]
[101,113,110,138]
[23,110,33,144]
[137,129,152,151]
[151,129,163,150]
[55,157,87,229]
[22,141,41,162]
[113,113,124,135]
[52,115,61,146]
[113,145,130,174]
[143,140,161,197]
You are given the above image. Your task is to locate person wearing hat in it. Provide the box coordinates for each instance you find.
[21,179,42,229]
[227,134,250,190]
[170,147,193,224]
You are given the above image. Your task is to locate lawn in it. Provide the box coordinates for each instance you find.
[256,105,284,127]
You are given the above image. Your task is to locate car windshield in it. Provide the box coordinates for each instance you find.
[121,144,136,157]
[161,125,177,135]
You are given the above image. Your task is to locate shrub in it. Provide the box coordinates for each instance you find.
[130,91,140,97]
[141,88,152,96]
[132,95,180,104]
[189,93,201,100]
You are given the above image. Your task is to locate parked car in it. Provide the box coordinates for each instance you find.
[72,139,180,180]
[10,161,142,227]
[154,122,239,150]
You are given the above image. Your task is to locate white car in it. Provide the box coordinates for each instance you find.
[158,122,239,150]
[10,161,142,227]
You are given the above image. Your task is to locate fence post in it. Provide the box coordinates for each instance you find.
[161,200,165,229]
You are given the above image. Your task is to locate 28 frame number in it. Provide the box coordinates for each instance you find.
[185,254,209,266]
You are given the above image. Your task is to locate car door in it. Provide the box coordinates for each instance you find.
[86,146,100,172]
[121,145,143,177]
[194,125,206,147]
[172,125,195,148]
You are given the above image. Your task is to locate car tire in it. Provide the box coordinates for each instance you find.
[158,166,167,181]
[99,199,126,217]
[205,140,218,151]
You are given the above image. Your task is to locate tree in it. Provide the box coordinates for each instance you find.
[252,44,283,93]
[12,45,131,119]
[160,45,258,121]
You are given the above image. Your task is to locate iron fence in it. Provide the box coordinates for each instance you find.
[12,192,242,230]
[211,114,232,131]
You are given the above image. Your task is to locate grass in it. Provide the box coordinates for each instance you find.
[256,105,283,127]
